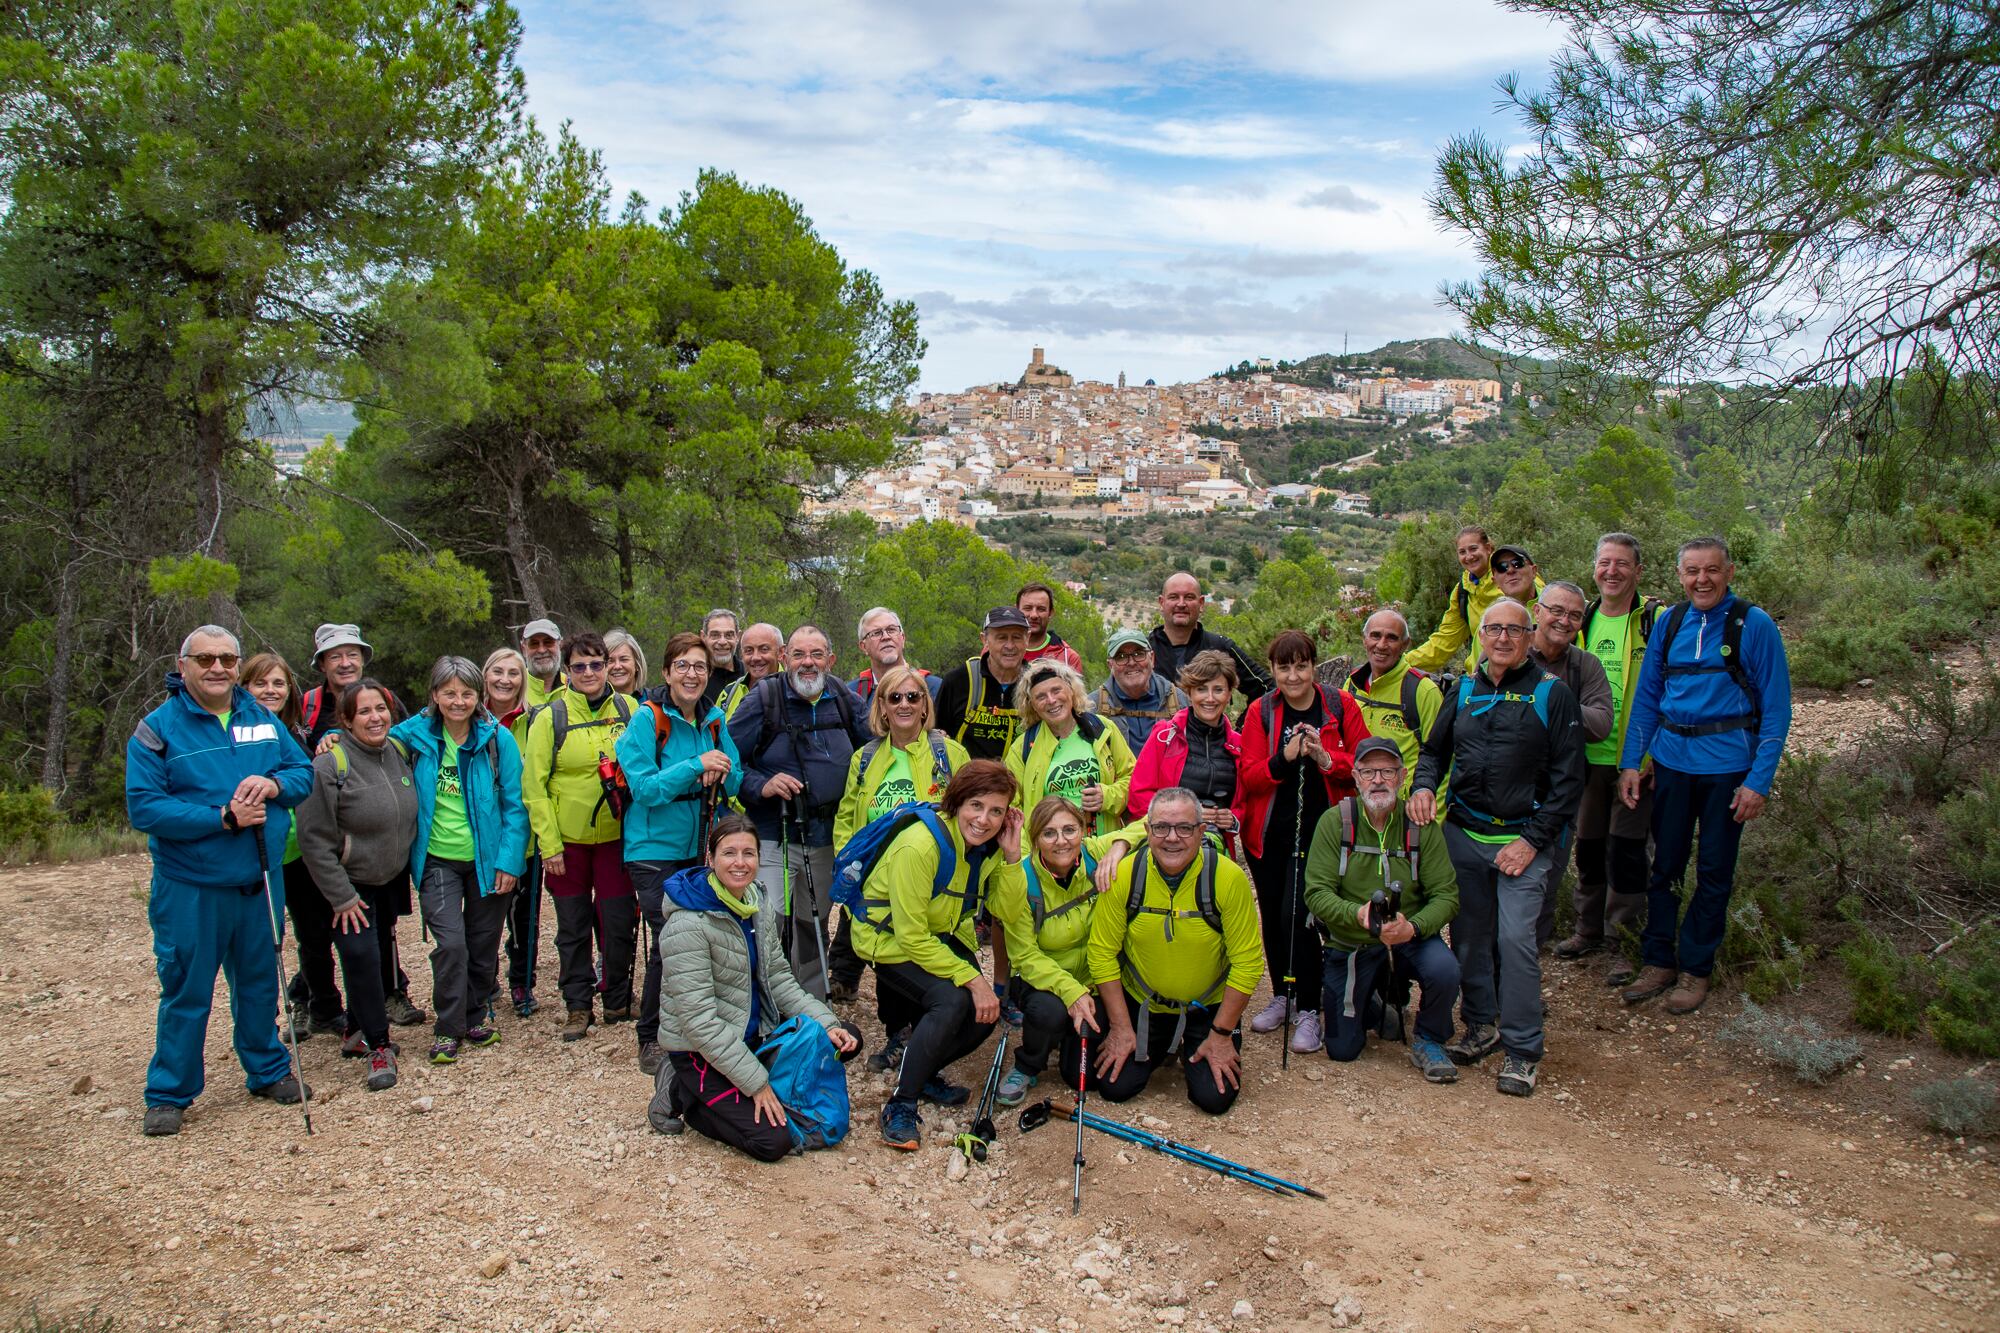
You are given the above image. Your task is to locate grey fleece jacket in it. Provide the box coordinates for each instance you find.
[296,737,419,911]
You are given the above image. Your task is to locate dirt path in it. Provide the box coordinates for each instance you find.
[1,854,1994,1332]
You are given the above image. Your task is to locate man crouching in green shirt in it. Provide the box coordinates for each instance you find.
[1077,788,1264,1114]
[1304,737,1461,1083]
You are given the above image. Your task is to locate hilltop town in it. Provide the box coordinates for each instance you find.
[811,347,1504,531]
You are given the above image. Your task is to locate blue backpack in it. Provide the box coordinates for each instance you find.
[1024,849,1099,934]
[755,1015,849,1151]
[830,802,976,928]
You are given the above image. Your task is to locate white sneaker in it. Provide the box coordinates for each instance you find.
[1289,1010,1323,1054]
[1249,995,1293,1034]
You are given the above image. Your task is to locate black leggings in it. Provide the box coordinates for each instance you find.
[283,858,343,1022]
[877,959,994,1103]
[1249,848,1323,1007]
[1059,993,1242,1115]
[663,1021,864,1162]
[1008,977,1069,1075]
[630,858,698,1045]
[331,879,405,1049]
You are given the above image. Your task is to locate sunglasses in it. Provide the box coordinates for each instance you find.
[567,658,607,672]
[884,691,926,705]
[184,652,240,670]
[1493,557,1531,574]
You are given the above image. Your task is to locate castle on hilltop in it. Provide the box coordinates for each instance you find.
[1017,346,1073,390]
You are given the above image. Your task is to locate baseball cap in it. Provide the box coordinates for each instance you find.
[1353,736,1404,767]
[1107,629,1150,656]
[982,607,1030,631]
[521,617,562,642]
[312,623,372,665]
[1493,544,1534,565]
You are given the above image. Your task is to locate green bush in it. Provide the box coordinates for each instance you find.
[1911,1076,1999,1137]
[1838,928,1932,1037]
[1939,774,2000,900]
[1927,928,2000,1058]
[1719,998,1862,1084]
[0,785,60,849]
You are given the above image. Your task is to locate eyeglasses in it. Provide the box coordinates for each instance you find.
[669,661,708,675]
[861,625,903,640]
[884,691,926,704]
[1111,650,1149,663]
[1538,606,1583,624]
[1355,767,1403,782]
[791,650,831,664]
[568,659,607,672]
[1478,624,1530,639]
[1150,821,1199,838]
[1492,557,1530,574]
[184,652,240,670]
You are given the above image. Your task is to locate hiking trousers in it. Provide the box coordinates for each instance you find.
[754,842,836,1000]
[878,958,995,1103]
[1059,994,1243,1115]
[145,873,294,1110]
[418,858,508,1039]
[1321,934,1459,1061]
[1643,764,1749,979]
[331,879,406,1050]
[1007,977,1070,1076]
[504,855,542,995]
[545,841,634,1013]
[628,858,698,1046]
[1248,846,1324,1009]
[1572,763,1650,944]
[662,1052,794,1163]
[1443,825,1555,1062]
[282,856,343,1024]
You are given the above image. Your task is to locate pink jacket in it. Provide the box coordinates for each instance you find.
[1128,707,1248,830]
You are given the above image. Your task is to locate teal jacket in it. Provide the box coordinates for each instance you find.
[390,711,531,895]
[616,699,744,862]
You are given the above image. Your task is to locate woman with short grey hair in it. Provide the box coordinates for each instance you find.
[604,629,649,702]
[391,656,532,1064]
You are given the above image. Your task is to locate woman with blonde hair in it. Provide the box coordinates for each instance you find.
[1006,660,1133,836]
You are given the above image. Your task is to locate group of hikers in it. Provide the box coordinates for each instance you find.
[126,529,1792,1161]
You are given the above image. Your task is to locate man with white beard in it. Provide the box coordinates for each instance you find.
[520,618,566,709]
[728,625,872,998]
[1301,737,1463,1083]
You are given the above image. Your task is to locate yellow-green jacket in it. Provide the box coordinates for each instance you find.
[521,686,634,854]
[1086,844,1262,1012]
[523,670,566,710]
[833,731,970,853]
[1005,713,1135,836]
[1405,570,1545,675]
[986,828,1130,1009]
[849,815,1024,985]
[1346,658,1444,797]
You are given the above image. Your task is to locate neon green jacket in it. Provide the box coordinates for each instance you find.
[1005,714,1135,835]
[520,686,633,854]
[1086,846,1263,1010]
[1346,658,1444,798]
[1405,570,1545,675]
[832,731,971,853]
[985,828,1131,1009]
[849,815,1024,985]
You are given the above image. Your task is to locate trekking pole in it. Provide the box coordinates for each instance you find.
[1019,1098,1322,1200]
[254,827,313,1136]
[1282,759,1305,1071]
[1072,1029,1088,1215]
[957,1031,1011,1163]
[791,792,832,1000]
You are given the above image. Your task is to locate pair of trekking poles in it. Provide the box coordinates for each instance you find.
[958,1026,1091,1216]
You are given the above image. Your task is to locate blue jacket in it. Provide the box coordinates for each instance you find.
[1620,592,1792,794]
[727,675,873,844]
[126,674,315,887]
[390,711,531,894]
[617,699,744,862]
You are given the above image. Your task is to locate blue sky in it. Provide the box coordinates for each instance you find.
[512,1,1565,392]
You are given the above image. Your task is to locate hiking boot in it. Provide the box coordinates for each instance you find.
[638,1041,664,1077]
[465,1023,501,1048]
[1554,932,1604,960]
[867,1029,909,1074]
[384,992,427,1027]
[1621,965,1678,1005]
[1496,1054,1538,1097]
[999,996,1025,1027]
[996,1068,1036,1107]
[366,1045,399,1091]
[562,1008,594,1042]
[249,1074,311,1105]
[143,1104,185,1136]
[308,1011,348,1039]
[1249,995,1292,1034]
[826,979,858,1004]
[879,1099,922,1151]
[1289,1010,1323,1054]
[430,1037,460,1065]
[1408,1036,1458,1084]
[1376,1001,1407,1045]
[601,1004,633,1025]
[344,1030,398,1058]
[1444,1022,1500,1066]
[1665,974,1711,1015]
[920,1075,971,1107]
[283,998,311,1039]
[511,986,538,1018]
[1604,957,1638,989]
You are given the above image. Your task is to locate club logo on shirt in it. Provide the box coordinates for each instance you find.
[232,722,278,744]
[1046,756,1098,802]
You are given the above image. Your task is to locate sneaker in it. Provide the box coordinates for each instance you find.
[638,1041,664,1077]
[562,1008,594,1042]
[920,1075,970,1107]
[429,1037,460,1065]
[384,992,427,1027]
[867,1029,909,1074]
[1249,995,1293,1034]
[650,1109,685,1136]
[1620,965,1678,1005]
[999,997,1025,1027]
[1554,933,1604,960]
[1376,1001,1407,1045]
[1665,974,1711,1015]
[249,1074,311,1105]
[343,1030,399,1059]
[995,1068,1036,1107]
[511,986,538,1018]
[1604,957,1638,989]
[1444,1023,1501,1067]
[1408,1036,1458,1084]
[464,1023,501,1048]
[143,1104,185,1136]
[283,999,312,1040]
[1289,1010,1323,1054]
[366,1045,399,1092]
[1496,1054,1538,1097]
[879,1099,922,1151]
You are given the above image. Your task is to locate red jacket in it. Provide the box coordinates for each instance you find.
[1022,631,1084,674]
[1128,707,1247,828]
[1236,684,1369,859]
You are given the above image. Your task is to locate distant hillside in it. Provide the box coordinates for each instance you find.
[1294,337,1549,382]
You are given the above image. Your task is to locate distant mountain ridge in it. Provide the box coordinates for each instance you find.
[1292,337,1550,380]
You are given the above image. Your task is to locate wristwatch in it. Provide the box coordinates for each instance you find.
[1211,1025,1237,1039]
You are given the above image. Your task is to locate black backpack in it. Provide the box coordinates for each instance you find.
[529,692,634,781]
[748,674,858,766]
[1347,664,1426,734]
[1123,837,1224,937]
[1657,599,1763,736]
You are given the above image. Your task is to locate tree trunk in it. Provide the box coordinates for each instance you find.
[616,509,635,614]
[194,394,238,630]
[40,550,83,795]
[503,469,547,621]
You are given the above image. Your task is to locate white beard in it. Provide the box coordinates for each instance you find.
[793,670,825,701]
[1363,790,1397,819]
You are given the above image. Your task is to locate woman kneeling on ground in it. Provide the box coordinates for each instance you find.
[393,656,532,1066]
[296,679,420,1092]
[649,814,860,1161]
[985,795,1130,1107]
[850,760,1025,1151]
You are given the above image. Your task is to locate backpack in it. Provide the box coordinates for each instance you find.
[829,802,984,930]
[1581,596,1662,652]
[1333,795,1418,878]
[855,731,955,796]
[1124,837,1224,936]
[953,656,1019,748]
[1455,671,1558,726]
[747,675,857,767]
[326,734,413,788]
[1348,664,1426,734]
[1657,599,1763,736]
[1017,712,1103,763]
[1024,850,1099,933]
[755,1014,850,1152]
[645,699,723,763]
[531,692,634,781]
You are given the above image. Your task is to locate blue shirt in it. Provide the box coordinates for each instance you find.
[1619,593,1792,794]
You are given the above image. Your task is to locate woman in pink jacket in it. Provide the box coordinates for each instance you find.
[1128,650,1246,843]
